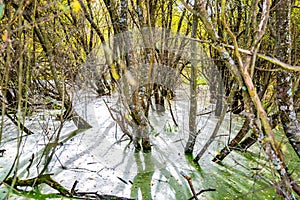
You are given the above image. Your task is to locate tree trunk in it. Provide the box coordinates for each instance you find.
[185,3,199,154]
[275,0,300,159]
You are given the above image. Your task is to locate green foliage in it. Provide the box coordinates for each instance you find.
[163,120,178,133]
[0,3,4,20]
[196,76,208,85]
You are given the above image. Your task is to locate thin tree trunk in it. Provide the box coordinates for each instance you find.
[184,2,199,154]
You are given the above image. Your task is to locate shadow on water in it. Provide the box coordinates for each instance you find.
[131,152,154,200]
[1,96,299,200]
[183,151,283,200]
[130,151,192,200]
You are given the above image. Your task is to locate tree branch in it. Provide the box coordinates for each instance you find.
[175,37,300,72]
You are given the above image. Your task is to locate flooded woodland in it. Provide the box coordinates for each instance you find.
[0,0,300,199]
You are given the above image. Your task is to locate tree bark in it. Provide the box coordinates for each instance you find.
[275,0,300,159]
[185,2,199,154]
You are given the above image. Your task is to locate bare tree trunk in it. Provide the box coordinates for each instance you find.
[185,2,199,154]
[275,0,300,159]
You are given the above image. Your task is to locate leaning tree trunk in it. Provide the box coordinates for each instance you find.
[275,0,300,159]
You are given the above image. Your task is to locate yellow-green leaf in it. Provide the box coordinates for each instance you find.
[71,0,81,12]
[2,30,7,41]
[111,63,120,80]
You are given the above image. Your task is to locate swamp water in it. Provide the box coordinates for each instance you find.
[0,89,296,200]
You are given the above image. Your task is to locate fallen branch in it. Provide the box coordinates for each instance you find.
[194,102,228,162]
[74,191,134,200]
[71,179,134,200]
[4,174,70,196]
[4,175,135,200]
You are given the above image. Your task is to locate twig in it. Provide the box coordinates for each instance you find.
[26,153,34,175]
[254,67,280,72]
[180,171,198,200]
[103,100,132,139]
[187,188,217,200]
[117,176,128,184]
[167,99,178,127]
[71,180,78,196]
[74,191,134,200]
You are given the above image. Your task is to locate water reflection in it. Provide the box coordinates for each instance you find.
[131,152,154,200]
[130,151,191,200]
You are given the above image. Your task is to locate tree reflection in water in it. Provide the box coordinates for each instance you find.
[130,152,190,200]
[131,152,154,200]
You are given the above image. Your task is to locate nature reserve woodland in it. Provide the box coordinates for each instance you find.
[0,0,300,199]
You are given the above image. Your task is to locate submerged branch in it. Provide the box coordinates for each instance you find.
[4,174,70,196]
[4,175,135,199]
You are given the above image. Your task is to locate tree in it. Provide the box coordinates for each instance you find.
[1,0,300,199]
